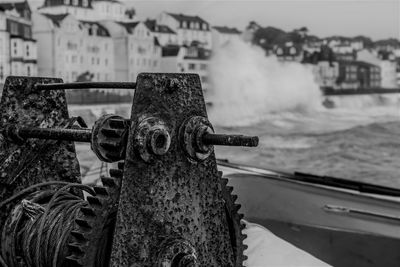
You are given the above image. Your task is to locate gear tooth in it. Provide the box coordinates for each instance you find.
[221,178,229,186]
[109,168,123,179]
[232,194,238,202]
[227,186,234,193]
[101,127,122,137]
[64,255,83,267]
[80,207,96,217]
[101,176,116,187]
[109,118,126,128]
[75,218,92,229]
[68,243,85,255]
[104,152,120,161]
[64,256,83,266]
[93,186,108,196]
[234,203,241,211]
[71,230,87,241]
[87,196,102,206]
[217,170,223,177]
[238,213,244,220]
[118,161,125,170]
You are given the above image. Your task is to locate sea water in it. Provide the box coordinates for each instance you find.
[208,39,400,188]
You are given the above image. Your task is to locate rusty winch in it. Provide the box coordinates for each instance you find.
[0,74,258,267]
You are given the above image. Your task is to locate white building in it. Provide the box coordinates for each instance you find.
[100,21,162,83]
[144,19,178,46]
[38,0,129,21]
[156,12,212,49]
[0,0,37,84]
[211,26,241,50]
[357,49,397,88]
[160,44,211,92]
[32,12,114,82]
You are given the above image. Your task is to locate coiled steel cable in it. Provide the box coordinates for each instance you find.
[0,182,95,267]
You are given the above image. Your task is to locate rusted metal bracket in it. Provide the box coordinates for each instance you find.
[109,73,253,266]
[0,74,258,267]
[0,76,81,236]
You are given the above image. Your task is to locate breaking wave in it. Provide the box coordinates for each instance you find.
[207,38,322,127]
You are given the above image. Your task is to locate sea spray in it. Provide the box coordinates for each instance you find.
[208,39,322,127]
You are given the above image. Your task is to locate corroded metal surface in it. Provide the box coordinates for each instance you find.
[110,73,236,266]
[91,114,129,162]
[0,76,81,235]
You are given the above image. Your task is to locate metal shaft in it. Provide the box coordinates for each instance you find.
[5,126,92,143]
[202,133,259,147]
[35,82,136,91]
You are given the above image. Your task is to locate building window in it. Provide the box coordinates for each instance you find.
[27,66,31,76]
[200,64,207,70]
[97,58,100,65]
[188,63,195,70]
[88,27,93,36]
[64,0,70,5]
[73,0,78,5]
[10,22,18,35]
[82,0,88,7]
[153,60,157,67]
[105,58,108,66]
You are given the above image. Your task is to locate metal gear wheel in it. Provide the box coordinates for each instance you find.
[219,171,248,267]
[64,162,124,267]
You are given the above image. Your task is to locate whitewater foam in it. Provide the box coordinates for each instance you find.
[208,39,322,127]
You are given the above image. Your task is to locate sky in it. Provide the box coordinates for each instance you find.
[27,0,400,40]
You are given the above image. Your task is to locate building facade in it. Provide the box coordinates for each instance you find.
[211,26,241,50]
[144,19,178,46]
[357,49,397,88]
[38,0,129,21]
[156,12,212,49]
[274,42,303,62]
[0,1,37,84]
[32,13,114,82]
[101,21,162,83]
[160,44,211,92]
[303,45,339,88]
[337,61,381,89]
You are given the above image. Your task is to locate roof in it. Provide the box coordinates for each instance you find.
[162,45,181,57]
[0,1,30,17]
[144,20,176,34]
[166,13,208,24]
[42,13,69,27]
[212,26,241,34]
[117,21,139,34]
[80,20,110,36]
